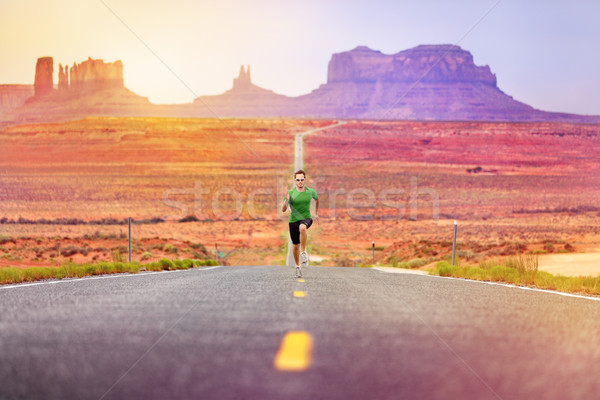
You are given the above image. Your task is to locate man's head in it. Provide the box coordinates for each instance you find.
[294,169,306,189]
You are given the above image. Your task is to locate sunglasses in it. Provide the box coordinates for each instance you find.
[295,178,305,182]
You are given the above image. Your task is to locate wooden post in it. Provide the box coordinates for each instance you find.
[128,217,132,263]
[451,220,457,265]
[372,241,375,265]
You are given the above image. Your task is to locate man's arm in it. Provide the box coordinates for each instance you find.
[282,191,289,213]
[314,197,320,224]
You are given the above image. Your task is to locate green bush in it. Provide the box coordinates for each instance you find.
[437,261,456,277]
[196,259,219,266]
[407,258,426,268]
[159,259,175,270]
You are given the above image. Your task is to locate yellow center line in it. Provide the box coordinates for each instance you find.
[273,331,313,371]
[293,291,306,298]
[297,278,305,283]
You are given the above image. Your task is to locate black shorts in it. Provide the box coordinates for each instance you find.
[289,218,313,245]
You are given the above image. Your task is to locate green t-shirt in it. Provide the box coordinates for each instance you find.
[287,187,318,223]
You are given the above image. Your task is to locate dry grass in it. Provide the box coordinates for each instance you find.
[0,258,218,285]
[430,256,600,296]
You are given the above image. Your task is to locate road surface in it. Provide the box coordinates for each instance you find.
[1,265,599,399]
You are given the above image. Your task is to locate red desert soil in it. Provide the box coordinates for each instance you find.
[1,117,600,275]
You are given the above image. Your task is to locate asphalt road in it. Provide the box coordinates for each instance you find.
[1,265,599,400]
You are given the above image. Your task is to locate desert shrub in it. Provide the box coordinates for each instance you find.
[387,255,400,268]
[128,263,140,274]
[159,259,175,270]
[181,259,194,269]
[112,245,128,254]
[421,246,437,256]
[190,243,207,254]
[407,258,427,268]
[111,262,125,273]
[179,215,199,223]
[456,250,476,260]
[478,259,498,270]
[490,266,519,283]
[436,261,456,277]
[507,253,538,284]
[463,267,488,281]
[61,245,82,257]
[0,236,16,245]
[195,259,219,266]
[97,262,115,274]
[111,249,124,263]
[564,243,575,252]
[500,242,528,256]
[140,252,153,261]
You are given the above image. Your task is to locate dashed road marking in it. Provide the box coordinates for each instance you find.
[274,331,313,371]
[297,279,305,283]
[293,291,306,298]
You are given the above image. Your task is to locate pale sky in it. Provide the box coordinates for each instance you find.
[1,0,599,115]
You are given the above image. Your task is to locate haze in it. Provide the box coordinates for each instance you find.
[1,0,599,115]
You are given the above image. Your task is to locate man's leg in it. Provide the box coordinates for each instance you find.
[299,224,307,253]
[293,244,300,266]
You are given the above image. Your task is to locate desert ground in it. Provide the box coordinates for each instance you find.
[1,118,600,276]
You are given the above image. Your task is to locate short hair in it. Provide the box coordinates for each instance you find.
[294,169,306,179]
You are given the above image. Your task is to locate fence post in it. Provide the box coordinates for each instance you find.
[372,241,375,265]
[128,217,132,263]
[451,220,457,265]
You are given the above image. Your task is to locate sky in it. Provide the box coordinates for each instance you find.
[1,0,599,115]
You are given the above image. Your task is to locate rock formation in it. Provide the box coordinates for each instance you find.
[67,57,124,94]
[2,57,149,127]
[4,47,599,126]
[191,45,599,122]
[33,57,53,97]
[58,64,68,91]
[0,85,34,116]
[327,45,496,86]
[193,65,292,116]
[233,65,252,91]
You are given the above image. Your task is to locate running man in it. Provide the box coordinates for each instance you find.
[281,169,319,277]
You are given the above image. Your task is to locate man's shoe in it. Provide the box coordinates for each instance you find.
[295,266,302,278]
[300,251,308,267]
[300,252,309,268]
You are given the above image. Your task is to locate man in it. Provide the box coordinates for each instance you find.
[281,169,319,277]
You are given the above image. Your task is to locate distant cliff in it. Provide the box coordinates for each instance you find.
[3,57,149,126]
[327,45,496,86]
[189,44,599,122]
[292,45,585,121]
[0,85,33,116]
[3,46,600,126]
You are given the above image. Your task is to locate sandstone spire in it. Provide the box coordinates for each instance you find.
[58,64,68,91]
[34,57,53,97]
[233,65,251,90]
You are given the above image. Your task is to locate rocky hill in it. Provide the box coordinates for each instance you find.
[0,85,33,116]
[2,57,150,126]
[290,45,594,121]
[187,44,599,122]
[2,46,599,125]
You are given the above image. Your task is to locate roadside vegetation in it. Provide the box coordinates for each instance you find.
[0,258,219,285]
[427,254,600,296]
